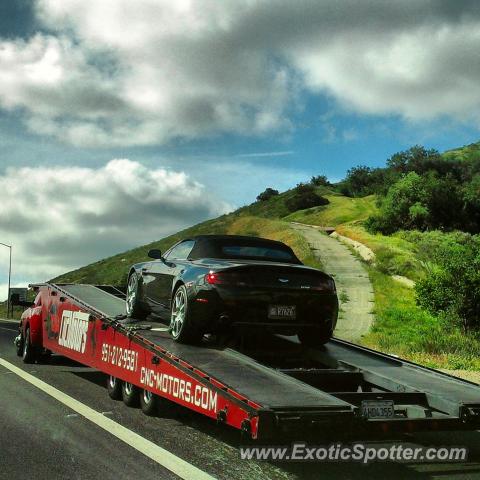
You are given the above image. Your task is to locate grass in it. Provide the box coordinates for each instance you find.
[335,225,424,281]
[361,268,480,370]
[442,141,480,163]
[235,185,334,219]
[0,304,24,321]
[339,291,350,303]
[284,194,378,226]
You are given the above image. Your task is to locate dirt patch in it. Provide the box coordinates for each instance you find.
[291,223,375,342]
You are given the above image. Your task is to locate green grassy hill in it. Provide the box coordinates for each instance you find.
[442,141,480,163]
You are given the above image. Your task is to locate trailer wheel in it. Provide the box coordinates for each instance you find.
[107,376,123,400]
[22,327,37,364]
[298,327,332,347]
[126,273,148,320]
[122,382,140,407]
[169,285,202,344]
[140,389,158,416]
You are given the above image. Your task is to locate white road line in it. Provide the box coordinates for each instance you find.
[0,357,216,480]
[0,326,17,332]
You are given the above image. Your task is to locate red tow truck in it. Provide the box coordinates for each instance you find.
[15,282,480,439]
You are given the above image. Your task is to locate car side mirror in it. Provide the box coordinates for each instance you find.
[148,249,163,260]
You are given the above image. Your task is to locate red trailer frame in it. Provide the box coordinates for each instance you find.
[19,284,266,436]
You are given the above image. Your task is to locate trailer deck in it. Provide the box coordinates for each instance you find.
[22,283,480,439]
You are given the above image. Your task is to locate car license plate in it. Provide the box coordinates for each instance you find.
[268,305,296,319]
[361,400,395,419]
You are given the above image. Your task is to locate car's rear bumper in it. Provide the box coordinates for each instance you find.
[190,286,338,334]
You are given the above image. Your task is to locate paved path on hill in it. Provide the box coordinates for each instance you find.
[291,223,375,342]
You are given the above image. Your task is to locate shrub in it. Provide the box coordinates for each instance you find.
[415,237,480,331]
[256,187,279,202]
[285,191,329,213]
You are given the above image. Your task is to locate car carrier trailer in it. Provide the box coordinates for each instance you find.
[15,283,480,440]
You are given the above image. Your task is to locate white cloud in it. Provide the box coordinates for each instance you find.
[0,1,479,146]
[0,159,231,285]
[290,22,480,121]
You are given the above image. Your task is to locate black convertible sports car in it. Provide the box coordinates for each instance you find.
[126,235,338,345]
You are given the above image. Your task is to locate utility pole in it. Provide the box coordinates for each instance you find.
[0,243,12,318]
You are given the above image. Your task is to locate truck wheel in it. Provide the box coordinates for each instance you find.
[298,326,332,347]
[122,381,140,407]
[125,273,148,320]
[107,376,123,400]
[140,389,158,416]
[22,327,37,364]
[169,285,202,344]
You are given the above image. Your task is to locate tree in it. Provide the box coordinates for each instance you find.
[310,175,329,186]
[366,171,470,234]
[422,172,464,230]
[386,145,443,175]
[342,166,373,197]
[256,187,279,202]
[366,172,428,234]
[463,174,480,232]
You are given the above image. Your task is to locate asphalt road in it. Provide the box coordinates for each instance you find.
[1,320,480,480]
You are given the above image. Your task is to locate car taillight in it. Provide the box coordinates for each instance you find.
[205,272,224,285]
[311,277,336,292]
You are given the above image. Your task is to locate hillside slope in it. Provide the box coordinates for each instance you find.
[52,214,324,285]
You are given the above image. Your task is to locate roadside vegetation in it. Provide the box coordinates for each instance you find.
[332,143,480,369]
[363,269,480,370]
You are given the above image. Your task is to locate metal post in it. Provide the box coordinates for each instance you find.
[0,242,12,319]
[8,245,11,318]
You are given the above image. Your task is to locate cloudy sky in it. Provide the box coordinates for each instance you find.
[1,0,480,298]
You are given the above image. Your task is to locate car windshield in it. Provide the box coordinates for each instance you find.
[221,245,294,261]
[210,240,299,263]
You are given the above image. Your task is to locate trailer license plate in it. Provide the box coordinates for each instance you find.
[268,305,296,319]
[361,400,395,419]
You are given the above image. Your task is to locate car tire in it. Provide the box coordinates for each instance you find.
[22,327,37,364]
[140,389,158,416]
[125,272,148,320]
[169,285,202,344]
[107,375,123,400]
[122,381,140,407]
[298,326,332,347]
[15,334,24,357]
